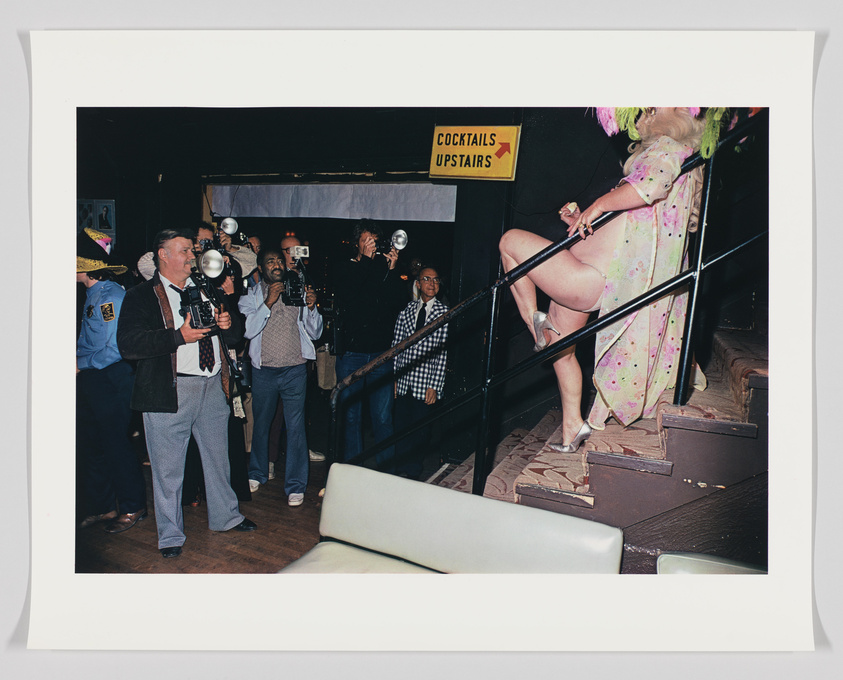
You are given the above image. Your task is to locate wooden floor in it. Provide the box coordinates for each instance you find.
[75,460,328,574]
[75,370,454,574]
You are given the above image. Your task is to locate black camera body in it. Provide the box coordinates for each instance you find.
[282,268,307,307]
[197,237,219,254]
[178,285,216,329]
[375,229,408,255]
[229,231,249,246]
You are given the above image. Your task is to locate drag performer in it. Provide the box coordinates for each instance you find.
[499,107,724,451]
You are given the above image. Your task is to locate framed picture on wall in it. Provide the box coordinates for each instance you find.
[76,199,95,232]
[93,199,115,232]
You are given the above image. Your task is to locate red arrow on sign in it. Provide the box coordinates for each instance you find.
[495,142,511,159]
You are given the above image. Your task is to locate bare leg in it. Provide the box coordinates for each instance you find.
[547,303,591,444]
[499,229,541,338]
[499,228,607,445]
[499,229,606,338]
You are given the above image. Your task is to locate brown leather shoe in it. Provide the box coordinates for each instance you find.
[78,510,118,529]
[104,509,148,534]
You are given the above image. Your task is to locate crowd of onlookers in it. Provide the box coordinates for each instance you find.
[76,218,449,559]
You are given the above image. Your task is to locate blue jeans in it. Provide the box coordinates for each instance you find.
[336,352,395,468]
[249,363,309,495]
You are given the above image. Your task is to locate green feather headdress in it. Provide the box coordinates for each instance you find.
[596,107,729,159]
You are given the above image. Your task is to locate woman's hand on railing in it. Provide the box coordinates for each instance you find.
[558,202,580,227]
[560,201,599,239]
[568,203,602,239]
[565,183,649,239]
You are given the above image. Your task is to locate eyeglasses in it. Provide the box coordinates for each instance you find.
[420,276,441,284]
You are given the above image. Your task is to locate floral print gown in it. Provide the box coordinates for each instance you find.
[588,135,700,428]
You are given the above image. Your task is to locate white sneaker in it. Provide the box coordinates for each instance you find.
[308,449,326,462]
[249,479,261,493]
[268,462,276,480]
[288,493,304,507]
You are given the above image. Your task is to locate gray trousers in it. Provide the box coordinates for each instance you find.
[143,374,243,549]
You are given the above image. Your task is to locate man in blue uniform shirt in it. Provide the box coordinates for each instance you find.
[76,229,147,533]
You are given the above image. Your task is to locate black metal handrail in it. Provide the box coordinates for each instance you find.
[328,110,768,493]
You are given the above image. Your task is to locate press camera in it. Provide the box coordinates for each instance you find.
[375,229,408,255]
[219,216,249,246]
[183,223,235,328]
[195,216,249,281]
[178,285,217,330]
[281,245,310,307]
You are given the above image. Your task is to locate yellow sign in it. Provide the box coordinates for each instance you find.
[429,125,521,181]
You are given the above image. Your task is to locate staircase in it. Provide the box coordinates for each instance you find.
[431,328,768,573]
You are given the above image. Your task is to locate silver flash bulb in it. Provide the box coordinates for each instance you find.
[220,217,239,235]
[390,229,408,251]
[197,249,226,279]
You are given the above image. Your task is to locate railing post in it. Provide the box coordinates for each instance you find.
[675,154,716,405]
[328,388,341,465]
[472,286,502,496]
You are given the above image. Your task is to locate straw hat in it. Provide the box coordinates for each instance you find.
[77,227,127,275]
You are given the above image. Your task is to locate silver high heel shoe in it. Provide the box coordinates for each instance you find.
[532,311,561,352]
[547,421,593,453]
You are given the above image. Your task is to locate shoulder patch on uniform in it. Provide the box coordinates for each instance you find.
[100,302,116,322]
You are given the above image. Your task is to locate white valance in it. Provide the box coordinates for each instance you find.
[210,183,457,223]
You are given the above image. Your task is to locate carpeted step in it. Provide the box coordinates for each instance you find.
[514,416,661,507]
[655,370,759,445]
[435,427,529,490]
[710,329,769,421]
[435,410,563,500]
[586,417,664,460]
[515,440,591,493]
[481,412,563,503]
[439,331,769,511]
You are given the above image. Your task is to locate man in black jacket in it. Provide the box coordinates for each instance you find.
[334,220,405,467]
[117,228,256,559]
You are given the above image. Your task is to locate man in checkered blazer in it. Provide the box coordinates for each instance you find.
[390,266,449,479]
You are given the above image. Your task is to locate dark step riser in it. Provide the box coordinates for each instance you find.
[620,473,768,574]
[519,426,767,528]
[521,463,741,528]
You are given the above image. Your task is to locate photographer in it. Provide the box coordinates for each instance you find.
[238,237,323,507]
[334,219,406,466]
[180,254,253,507]
[137,222,257,286]
[208,222,258,285]
[117,228,256,559]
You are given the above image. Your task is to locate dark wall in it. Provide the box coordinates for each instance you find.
[77,106,623,282]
